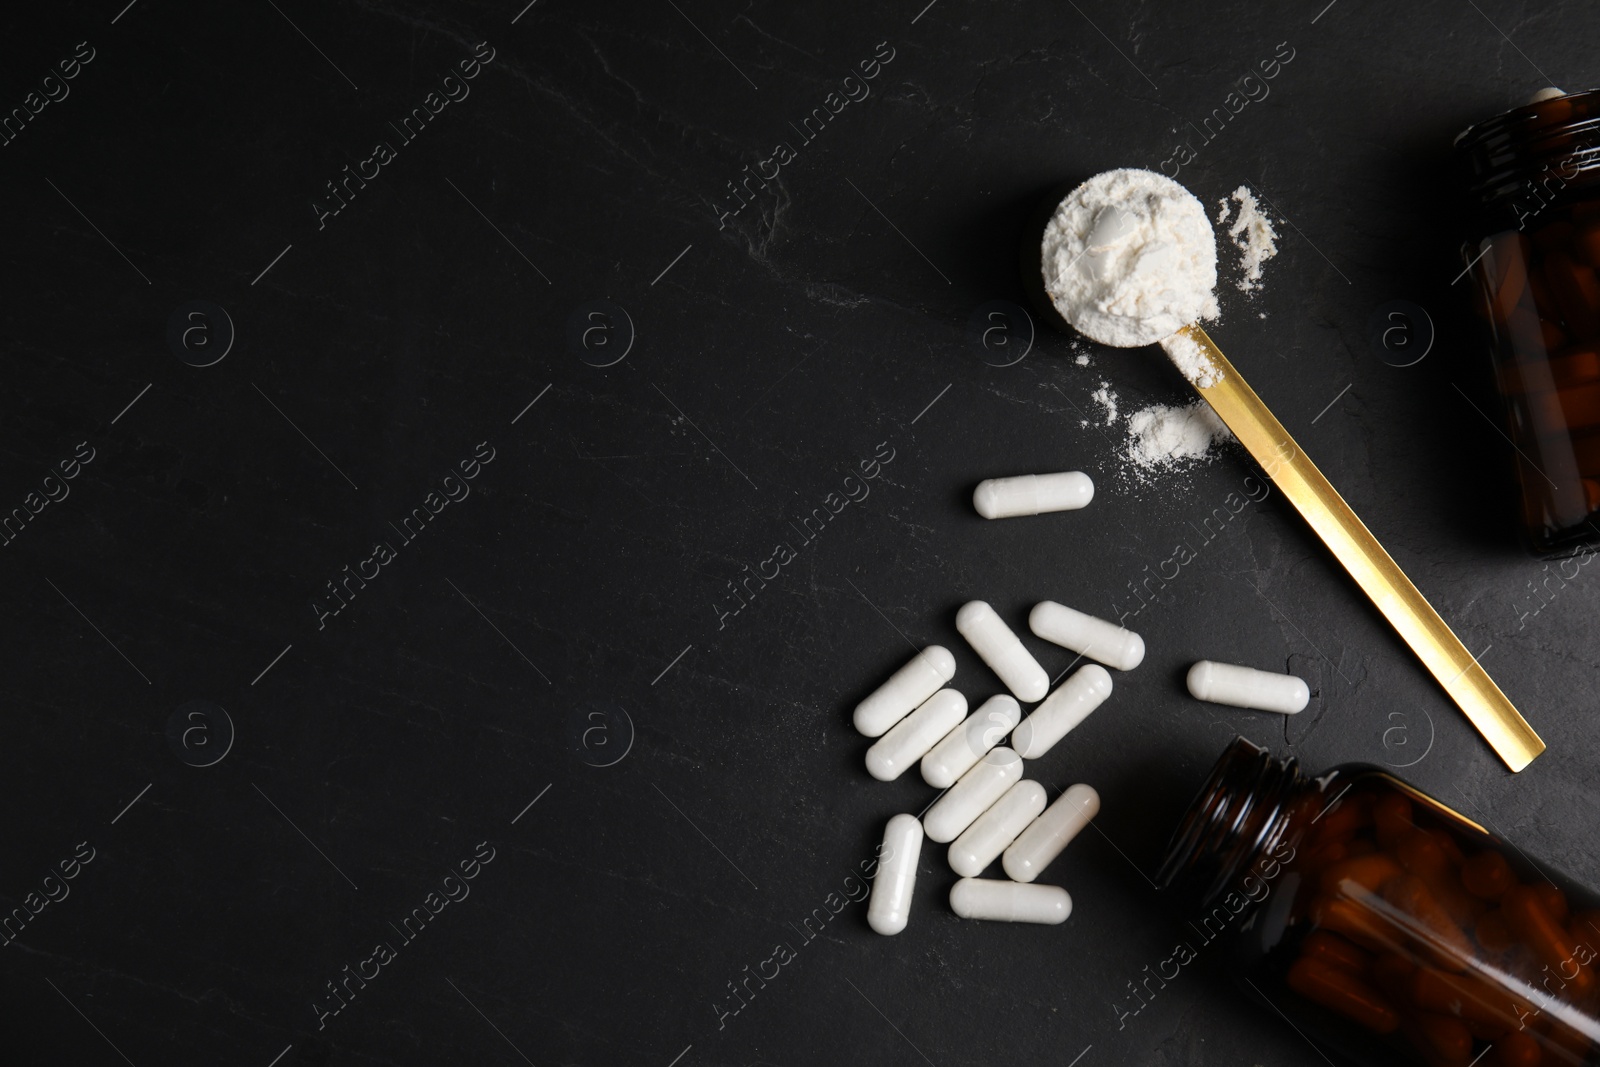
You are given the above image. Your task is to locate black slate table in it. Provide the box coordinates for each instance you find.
[5,2,1599,1064]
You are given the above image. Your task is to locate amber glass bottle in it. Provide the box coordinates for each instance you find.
[1456,88,1600,557]
[1160,738,1600,1066]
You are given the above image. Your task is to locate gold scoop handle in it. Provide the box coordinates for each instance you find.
[1179,325,1545,772]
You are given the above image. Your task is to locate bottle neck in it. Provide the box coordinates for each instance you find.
[1455,88,1600,230]
[1157,737,1306,908]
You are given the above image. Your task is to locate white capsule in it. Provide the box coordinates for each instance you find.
[921,695,1022,789]
[923,747,1023,843]
[868,813,924,936]
[866,689,968,782]
[1003,783,1100,882]
[949,878,1072,924]
[1012,664,1113,760]
[972,472,1094,519]
[1187,660,1309,715]
[956,601,1050,702]
[853,646,957,737]
[1029,600,1145,671]
[948,780,1047,878]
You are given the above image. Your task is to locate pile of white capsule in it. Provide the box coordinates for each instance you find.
[855,470,1311,935]
[857,595,1134,934]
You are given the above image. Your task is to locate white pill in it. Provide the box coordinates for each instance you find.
[1186,660,1309,715]
[948,780,1047,878]
[868,813,925,936]
[923,747,1023,843]
[950,878,1073,925]
[972,472,1094,519]
[921,695,1022,789]
[956,601,1050,702]
[865,689,968,782]
[1003,783,1100,882]
[1029,600,1145,671]
[1012,664,1112,760]
[854,646,957,737]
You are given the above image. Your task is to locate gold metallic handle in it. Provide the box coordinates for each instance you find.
[1180,325,1545,772]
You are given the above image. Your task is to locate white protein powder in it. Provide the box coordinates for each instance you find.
[1126,402,1232,470]
[1226,186,1279,293]
[1090,382,1119,425]
[1041,168,1219,348]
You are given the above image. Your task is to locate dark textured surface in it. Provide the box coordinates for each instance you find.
[4,2,1599,1065]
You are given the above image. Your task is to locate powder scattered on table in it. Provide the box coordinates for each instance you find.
[1126,402,1232,470]
[1225,186,1279,293]
[1090,383,1119,425]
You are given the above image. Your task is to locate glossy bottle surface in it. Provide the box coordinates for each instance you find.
[1161,737,1600,1066]
[1456,88,1600,556]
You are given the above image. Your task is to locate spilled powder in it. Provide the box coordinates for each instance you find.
[1215,197,1232,225]
[1090,382,1119,425]
[1160,330,1222,388]
[1074,354,1090,366]
[1126,402,1232,470]
[1226,186,1279,293]
[1076,375,1233,474]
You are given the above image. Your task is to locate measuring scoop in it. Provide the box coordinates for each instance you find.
[1034,170,1544,771]
[1166,326,1544,772]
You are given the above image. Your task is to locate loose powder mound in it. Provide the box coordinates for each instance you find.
[1041,169,1219,348]
[1126,401,1232,470]
[1225,186,1279,293]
